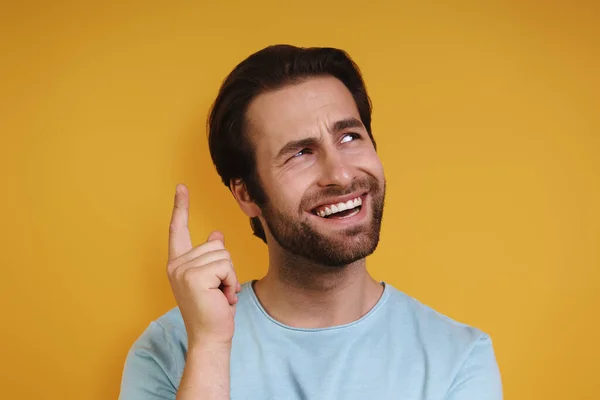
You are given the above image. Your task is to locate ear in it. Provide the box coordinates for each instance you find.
[230,179,261,218]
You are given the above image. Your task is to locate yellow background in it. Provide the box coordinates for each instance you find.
[1,1,598,399]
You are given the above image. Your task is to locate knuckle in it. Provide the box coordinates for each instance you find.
[166,262,175,274]
[166,259,181,273]
[219,249,231,260]
[173,264,188,281]
[181,268,199,284]
[218,258,234,270]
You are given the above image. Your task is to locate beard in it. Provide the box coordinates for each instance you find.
[259,176,386,267]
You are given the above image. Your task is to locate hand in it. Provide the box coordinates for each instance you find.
[166,183,241,347]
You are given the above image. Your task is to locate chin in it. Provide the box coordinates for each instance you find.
[314,233,381,267]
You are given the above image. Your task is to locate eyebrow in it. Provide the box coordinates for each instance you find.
[332,117,364,132]
[275,117,365,160]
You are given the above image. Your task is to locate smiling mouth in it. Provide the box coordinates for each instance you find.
[311,196,363,219]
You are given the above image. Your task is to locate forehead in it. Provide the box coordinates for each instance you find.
[245,76,361,152]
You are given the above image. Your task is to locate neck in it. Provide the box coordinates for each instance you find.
[253,248,384,329]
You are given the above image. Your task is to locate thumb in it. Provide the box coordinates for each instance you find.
[207,230,225,244]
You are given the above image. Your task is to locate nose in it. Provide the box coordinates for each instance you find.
[317,151,353,188]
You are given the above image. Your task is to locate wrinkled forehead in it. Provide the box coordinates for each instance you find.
[245,76,362,156]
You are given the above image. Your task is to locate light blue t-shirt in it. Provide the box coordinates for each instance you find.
[119,281,502,399]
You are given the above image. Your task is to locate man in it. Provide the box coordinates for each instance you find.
[119,45,503,399]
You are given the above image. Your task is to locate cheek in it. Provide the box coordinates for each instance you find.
[265,172,310,212]
[370,156,385,179]
[344,148,384,177]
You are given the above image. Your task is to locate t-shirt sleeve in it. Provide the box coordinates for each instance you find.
[118,321,181,400]
[445,333,503,400]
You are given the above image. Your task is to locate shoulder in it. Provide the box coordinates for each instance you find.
[119,307,187,396]
[120,282,256,396]
[132,306,188,358]
[383,283,494,359]
[382,284,502,398]
[155,306,187,339]
[146,306,189,367]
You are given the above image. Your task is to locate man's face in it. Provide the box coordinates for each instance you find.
[245,76,386,266]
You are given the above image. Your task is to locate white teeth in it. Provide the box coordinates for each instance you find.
[315,196,363,218]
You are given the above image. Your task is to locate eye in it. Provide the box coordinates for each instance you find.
[341,133,361,144]
[290,148,311,159]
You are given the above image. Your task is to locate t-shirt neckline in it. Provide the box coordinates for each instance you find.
[245,279,391,332]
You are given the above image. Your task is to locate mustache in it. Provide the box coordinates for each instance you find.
[300,176,381,210]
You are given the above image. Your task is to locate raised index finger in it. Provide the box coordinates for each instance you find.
[168,183,193,261]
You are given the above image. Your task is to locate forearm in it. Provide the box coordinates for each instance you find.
[176,343,231,400]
